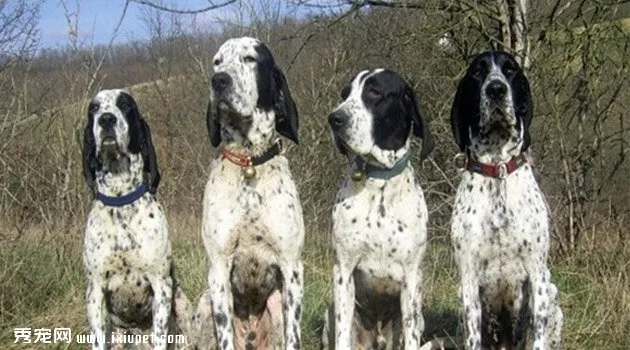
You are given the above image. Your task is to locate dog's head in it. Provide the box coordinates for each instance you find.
[207,37,299,149]
[328,69,434,167]
[450,51,533,154]
[82,89,160,194]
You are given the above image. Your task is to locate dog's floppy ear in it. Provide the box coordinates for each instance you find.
[138,118,161,194]
[206,100,222,147]
[273,66,299,144]
[124,93,161,194]
[404,85,434,160]
[450,71,478,153]
[82,114,98,196]
[512,68,533,151]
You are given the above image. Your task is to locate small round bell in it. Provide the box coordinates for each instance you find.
[243,165,256,179]
[351,169,365,182]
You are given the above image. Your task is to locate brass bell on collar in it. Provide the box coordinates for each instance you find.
[351,169,365,182]
[242,165,257,179]
[243,165,257,179]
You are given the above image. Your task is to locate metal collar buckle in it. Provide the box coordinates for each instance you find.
[454,153,467,170]
[498,163,508,179]
[275,138,285,155]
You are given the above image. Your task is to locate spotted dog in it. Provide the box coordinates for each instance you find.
[322,69,434,349]
[82,89,194,350]
[449,51,563,349]
[200,37,304,350]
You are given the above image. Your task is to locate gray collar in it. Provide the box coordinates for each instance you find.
[352,152,411,181]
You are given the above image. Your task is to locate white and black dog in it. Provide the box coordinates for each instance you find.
[198,37,304,350]
[82,89,193,350]
[449,51,562,349]
[322,69,434,349]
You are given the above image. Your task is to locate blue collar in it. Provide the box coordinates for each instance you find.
[354,152,411,181]
[96,183,148,207]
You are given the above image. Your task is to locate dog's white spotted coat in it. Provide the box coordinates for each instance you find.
[450,52,562,349]
[324,69,431,349]
[83,90,192,350]
[201,37,304,350]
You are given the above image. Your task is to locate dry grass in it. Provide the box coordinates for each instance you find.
[1,212,629,349]
[1,4,629,350]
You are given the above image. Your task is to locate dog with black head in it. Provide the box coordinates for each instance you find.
[321,69,434,350]
[449,51,562,349]
[197,37,304,350]
[82,89,194,350]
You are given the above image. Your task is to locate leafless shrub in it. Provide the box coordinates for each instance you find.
[1,0,627,256]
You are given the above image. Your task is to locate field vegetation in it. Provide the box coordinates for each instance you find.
[0,0,628,348]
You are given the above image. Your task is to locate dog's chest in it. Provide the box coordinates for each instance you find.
[452,166,548,274]
[84,199,171,326]
[205,156,302,256]
[84,198,171,275]
[334,173,427,274]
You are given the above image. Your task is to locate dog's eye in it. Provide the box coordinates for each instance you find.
[243,56,256,63]
[213,58,222,66]
[118,100,129,111]
[503,64,517,76]
[89,102,99,114]
[472,66,486,79]
[366,88,382,99]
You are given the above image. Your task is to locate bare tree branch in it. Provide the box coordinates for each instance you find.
[130,0,236,14]
[291,0,457,11]
[285,6,358,71]
[352,0,458,11]
[0,0,42,65]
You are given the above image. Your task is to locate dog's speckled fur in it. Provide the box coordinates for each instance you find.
[201,37,304,350]
[82,89,193,350]
[323,69,434,349]
[450,51,563,349]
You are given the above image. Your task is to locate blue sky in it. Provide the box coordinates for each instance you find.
[38,0,243,48]
[37,0,333,49]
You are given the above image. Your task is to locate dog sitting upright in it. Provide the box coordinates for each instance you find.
[322,69,434,349]
[82,89,193,350]
[197,37,304,350]
[449,51,563,349]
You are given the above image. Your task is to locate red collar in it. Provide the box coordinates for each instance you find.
[222,148,253,167]
[465,154,527,178]
[220,139,283,168]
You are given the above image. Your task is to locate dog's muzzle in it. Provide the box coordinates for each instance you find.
[328,110,351,155]
[98,113,119,151]
[211,72,233,95]
[211,72,240,116]
[328,110,349,133]
[485,80,507,101]
[100,135,117,149]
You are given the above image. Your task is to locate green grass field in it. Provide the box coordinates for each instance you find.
[1,212,628,349]
[1,7,628,348]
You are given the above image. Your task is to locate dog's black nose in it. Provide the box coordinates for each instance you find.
[328,111,348,130]
[211,72,232,92]
[485,80,508,100]
[98,113,117,129]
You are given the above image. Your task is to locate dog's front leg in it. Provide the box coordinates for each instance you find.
[86,279,109,350]
[547,283,563,349]
[150,275,173,350]
[529,266,551,349]
[458,260,482,350]
[208,258,235,350]
[281,261,304,349]
[401,258,424,349]
[333,256,356,349]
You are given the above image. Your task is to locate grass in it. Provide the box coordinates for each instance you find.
[1,213,628,349]
[0,8,628,348]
